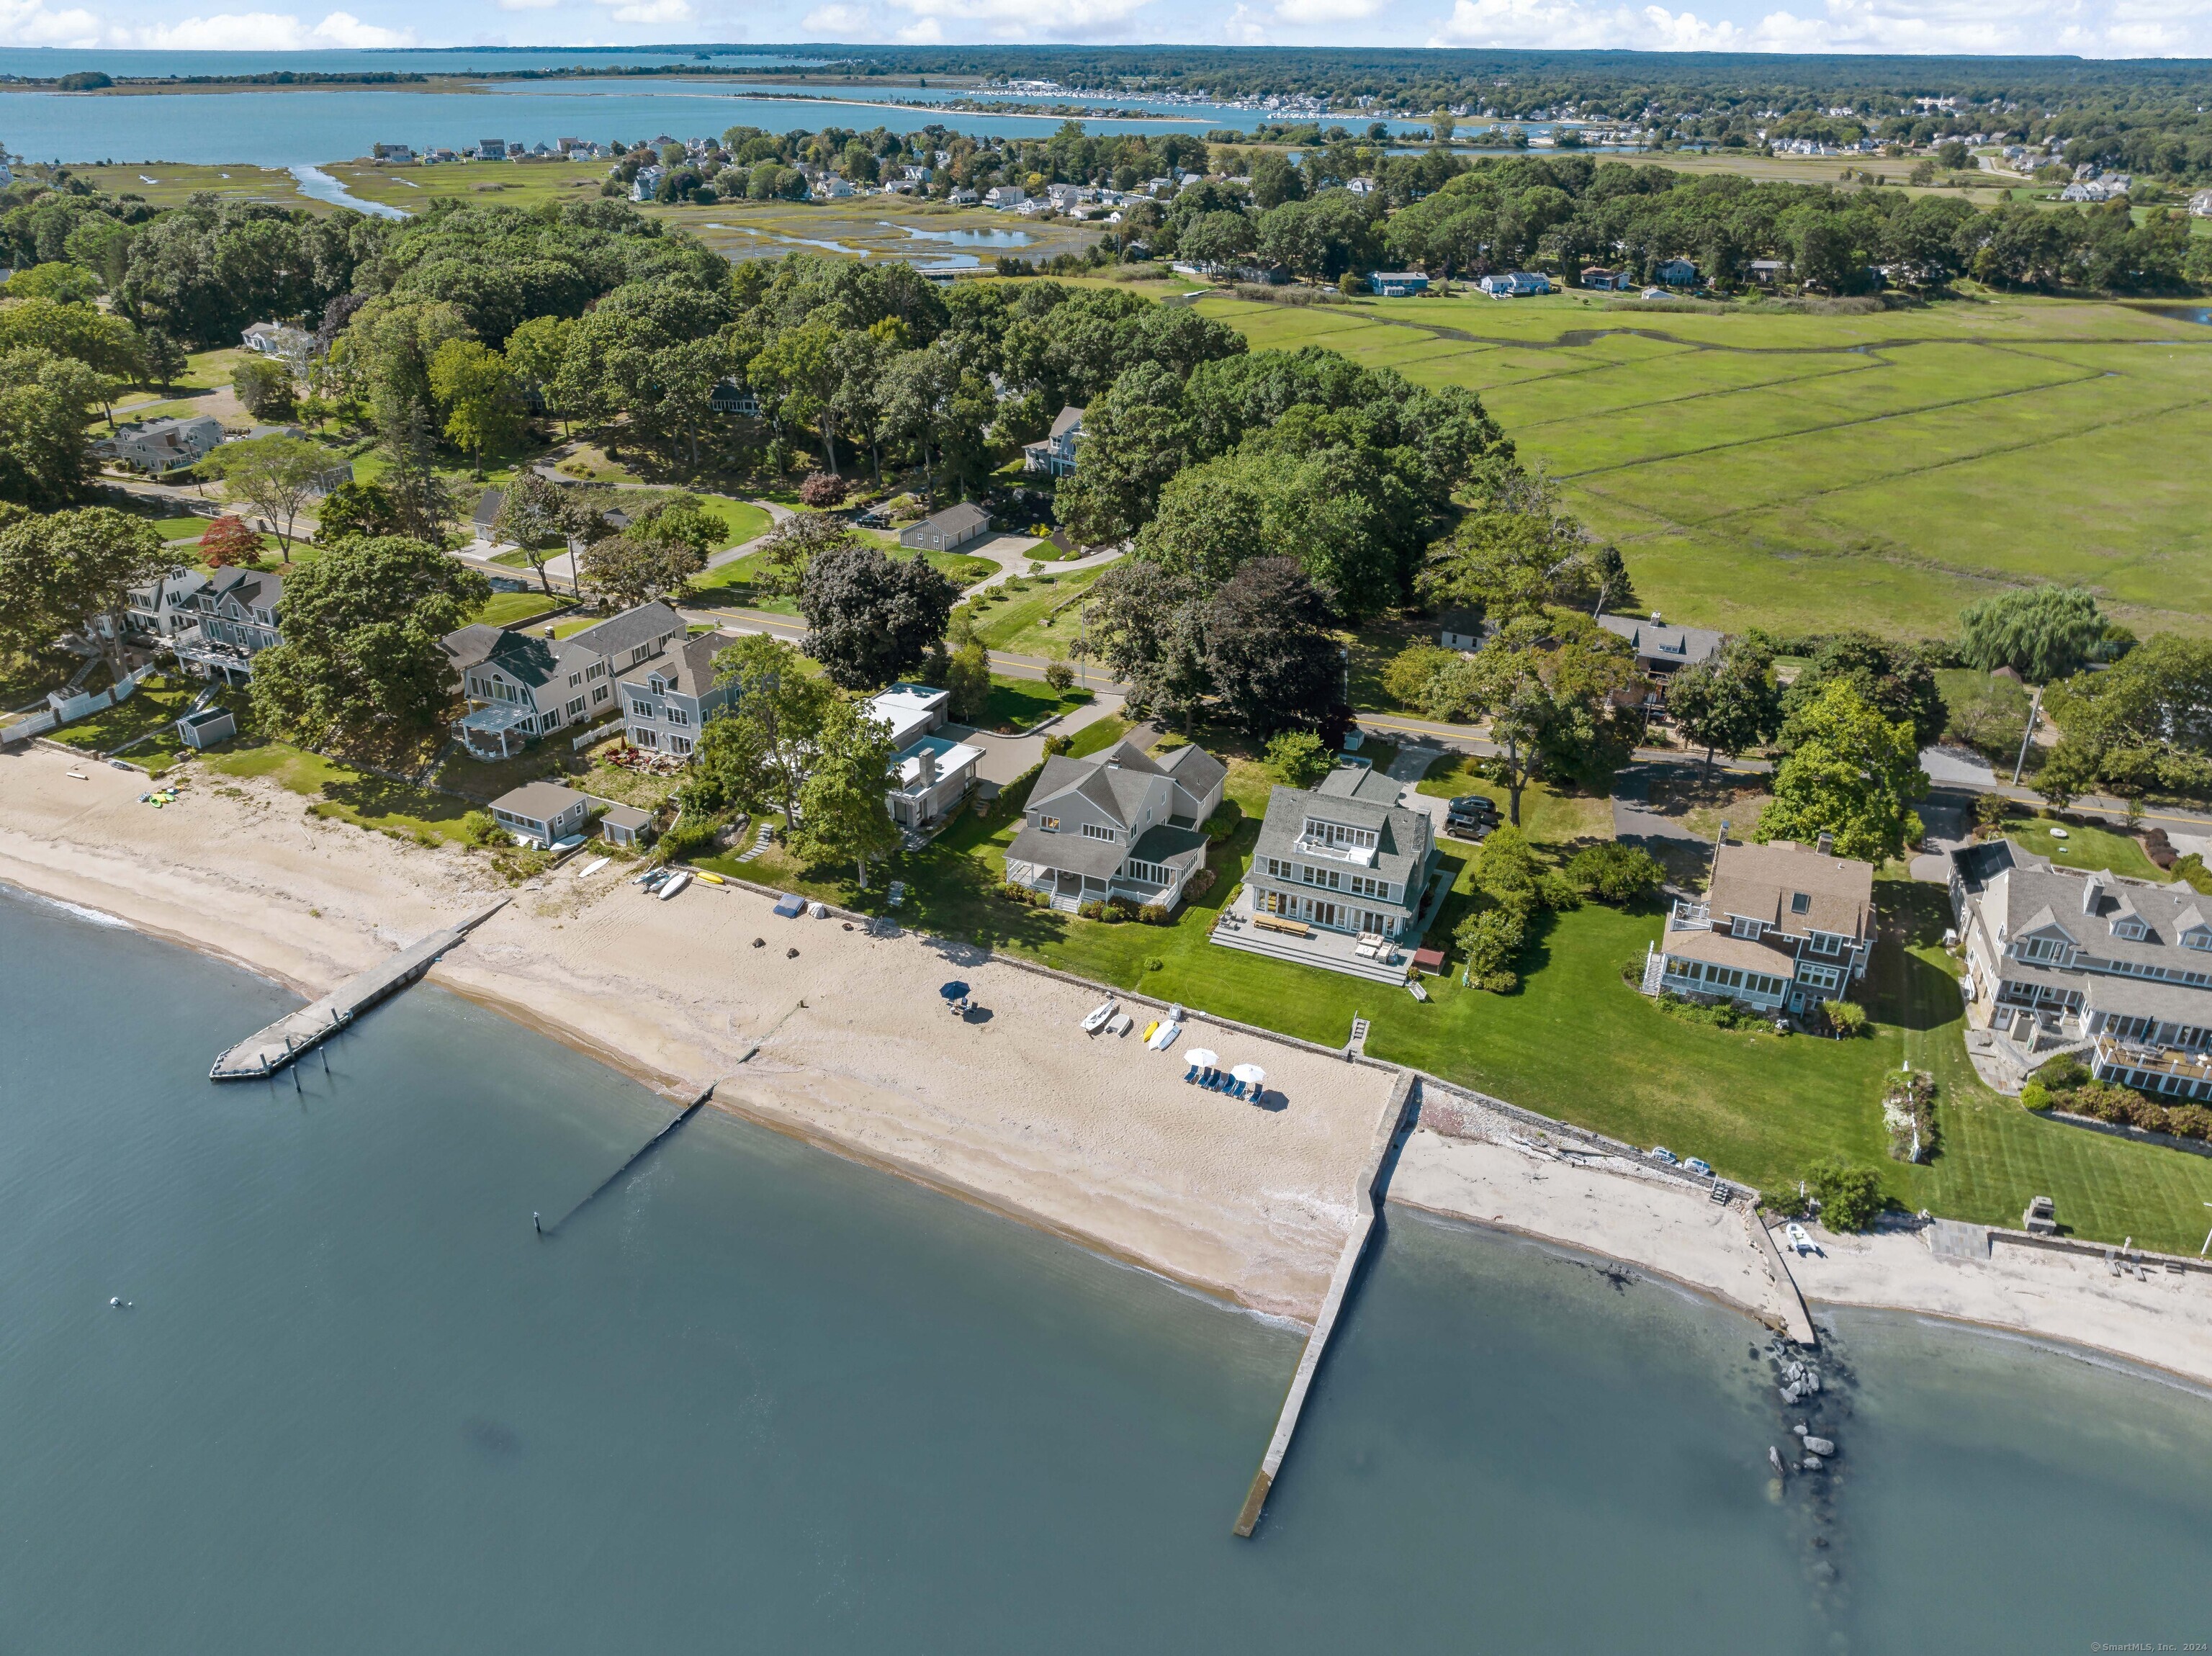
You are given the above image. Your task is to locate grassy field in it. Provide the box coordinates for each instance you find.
[1995,815,2167,881]
[323,158,609,212]
[691,541,994,609]
[62,163,324,212]
[204,741,475,843]
[968,567,1103,660]
[1197,289,2212,641]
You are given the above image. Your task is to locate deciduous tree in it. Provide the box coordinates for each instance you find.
[428,338,526,479]
[1200,557,1342,739]
[789,696,901,889]
[1757,679,1928,864]
[206,433,336,562]
[797,541,956,691]
[693,632,836,828]
[0,505,169,682]
[1956,585,2109,685]
[1665,635,1783,773]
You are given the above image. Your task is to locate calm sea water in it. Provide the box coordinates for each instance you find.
[3,883,2209,1653]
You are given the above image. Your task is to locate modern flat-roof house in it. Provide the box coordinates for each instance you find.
[98,415,225,476]
[1951,839,2212,1099]
[489,781,590,847]
[1021,405,1085,477]
[619,631,735,760]
[1596,612,1725,709]
[900,503,992,554]
[864,683,950,750]
[1004,739,1226,912]
[441,601,688,760]
[173,567,283,685]
[1371,271,1429,296]
[1644,835,1874,1016]
[886,731,985,837]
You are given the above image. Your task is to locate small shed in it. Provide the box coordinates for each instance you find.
[174,706,236,750]
[490,780,590,847]
[595,802,651,847]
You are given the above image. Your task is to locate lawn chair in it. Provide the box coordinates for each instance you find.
[1183,1061,1200,1083]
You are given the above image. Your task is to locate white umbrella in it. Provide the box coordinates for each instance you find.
[1232,1063,1267,1091]
[1186,1048,1220,1068]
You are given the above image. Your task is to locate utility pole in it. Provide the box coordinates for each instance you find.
[2011,686,2043,787]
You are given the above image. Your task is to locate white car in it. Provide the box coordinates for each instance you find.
[1648,1146,1678,1166]
[1685,1157,1714,1178]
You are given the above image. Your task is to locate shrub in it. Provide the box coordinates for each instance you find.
[1338,271,1370,296]
[2018,1081,2051,1110]
[1043,660,1074,693]
[2036,1052,2090,1091]
[1822,999,1869,1037]
[230,356,294,420]
[1566,841,1663,905]
[1078,899,1107,920]
[1653,991,1760,1030]
[1202,804,1242,842]
[2167,1104,2212,1142]
[1041,734,1074,757]
[798,472,848,508]
[1266,729,1334,788]
[1973,790,2010,831]
[1803,1156,1884,1232]
[1184,866,1218,899]
[459,809,503,847]
[1882,1071,1938,1162]
[1762,1187,1811,1220]
[1105,896,1141,922]
[1455,904,1527,993]
[657,816,718,860]
[1143,956,1165,971]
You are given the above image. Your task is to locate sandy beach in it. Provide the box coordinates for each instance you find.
[0,744,1395,1323]
[1393,1094,2212,1389]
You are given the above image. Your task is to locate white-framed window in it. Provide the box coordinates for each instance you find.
[1730,914,1763,939]
[593,685,609,703]
[1040,815,1060,831]
[670,735,692,756]
[568,671,582,688]
[1797,963,1843,991]
[1083,823,1116,842]
[667,708,689,726]
[634,728,659,750]
[1809,931,1845,955]
[2185,930,2212,953]
[2017,935,2069,964]
[566,697,585,716]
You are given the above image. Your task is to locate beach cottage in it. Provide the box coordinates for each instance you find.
[441,601,709,760]
[1644,835,1874,1014]
[1003,740,1226,912]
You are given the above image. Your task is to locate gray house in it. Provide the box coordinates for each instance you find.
[99,415,225,475]
[173,567,283,685]
[619,631,737,760]
[441,600,688,760]
[900,502,991,554]
[1021,405,1084,477]
[1244,763,1436,941]
[1951,838,2212,1099]
[1596,612,1725,708]
[489,781,590,847]
[1003,739,1226,912]
[1645,835,1875,1014]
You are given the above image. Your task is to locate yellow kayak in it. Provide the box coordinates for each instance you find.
[692,871,726,885]
[1141,1020,1159,1043]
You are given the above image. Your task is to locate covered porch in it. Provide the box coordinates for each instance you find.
[454,703,533,761]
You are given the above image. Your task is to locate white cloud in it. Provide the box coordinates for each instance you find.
[885,0,1154,40]
[311,8,415,42]
[1270,0,1388,21]
[0,0,102,44]
[801,1,873,28]
[496,0,559,12]
[1426,0,2212,51]
[124,7,413,46]
[590,0,692,19]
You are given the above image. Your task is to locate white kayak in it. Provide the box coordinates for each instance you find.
[658,870,692,900]
[576,855,611,881]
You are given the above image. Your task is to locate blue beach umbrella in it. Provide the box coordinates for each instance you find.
[940,981,970,1001]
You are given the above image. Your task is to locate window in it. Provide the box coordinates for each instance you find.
[667,708,689,726]
[1809,931,1845,955]
[1083,823,1116,842]
[567,671,581,688]
[2018,935,2069,964]
[1790,892,1811,915]
[1040,815,1060,831]
[1797,963,1843,991]
[670,735,692,757]
[634,729,659,750]
[593,685,608,703]
[567,697,585,717]
[1350,873,1390,900]
[2185,931,2212,953]
[2113,919,2147,940]
[1731,915,1763,939]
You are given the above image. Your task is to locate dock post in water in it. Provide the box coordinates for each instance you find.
[207,899,509,1081]
[1234,1068,1421,1538]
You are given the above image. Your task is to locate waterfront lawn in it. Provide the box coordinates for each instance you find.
[50,672,202,773]
[206,742,475,844]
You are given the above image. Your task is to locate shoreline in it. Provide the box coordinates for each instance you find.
[6,742,2211,1388]
[0,745,1395,1326]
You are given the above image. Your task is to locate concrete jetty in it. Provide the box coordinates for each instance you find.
[208,900,508,1081]
[1235,1067,1421,1538]
[1745,1205,1820,1348]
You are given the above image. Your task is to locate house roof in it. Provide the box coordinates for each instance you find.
[441,623,506,672]
[1252,776,1431,891]
[626,632,723,698]
[1596,612,1723,667]
[1660,928,1802,976]
[1128,823,1209,875]
[1316,762,1403,805]
[446,626,563,689]
[1435,608,1485,636]
[1004,821,1127,879]
[1969,840,2212,975]
[1154,740,1226,806]
[492,780,587,821]
[567,600,683,661]
[915,502,989,536]
[1048,405,1085,440]
[890,732,982,793]
[1708,839,1874,940]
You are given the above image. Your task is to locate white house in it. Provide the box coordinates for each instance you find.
[984,184,1027,209]
[1478,271,1551,297]
[864,683,950,749]
[886,732,984,834]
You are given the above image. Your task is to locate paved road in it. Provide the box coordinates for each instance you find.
[680,601,1123,693]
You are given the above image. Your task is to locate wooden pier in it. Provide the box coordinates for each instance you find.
[1234,1067,1421,1538]
[208,900,508,1081]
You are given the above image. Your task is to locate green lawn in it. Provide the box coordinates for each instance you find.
[49,672,204,771]
[979,675,1091,733]
[1065,716,1130,758]
[1200,292,2212,641]
[1414,757,1616,845]
[1995,816,2164,881]
[206,742,475,843]
[470,590,565,628]
[969,567,1105,661]
[690,539,989,612]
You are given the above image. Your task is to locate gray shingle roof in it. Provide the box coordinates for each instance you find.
[917,502,989,536]
[1709,839,1873,940]
[1251,777,1431,893]
[626,632,723,698]
[1004,822,1127,878]
[567,600,684,661]
[493,780,586,821]
[1597,612,1723,669]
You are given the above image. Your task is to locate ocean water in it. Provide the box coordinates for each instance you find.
[3,883,2210,1653]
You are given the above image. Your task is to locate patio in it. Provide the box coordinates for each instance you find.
[1210,885,1416,986]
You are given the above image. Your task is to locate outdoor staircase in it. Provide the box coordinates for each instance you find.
[733,824,773,863]
[1049,891,1082,914]
[1210,922,1414,986]
[1639,945,1666,996]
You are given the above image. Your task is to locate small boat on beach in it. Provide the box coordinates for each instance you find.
[1081,1000,1118,1035]
[692,870,726,885]
[658,871,692,900]
[576,855,611,880]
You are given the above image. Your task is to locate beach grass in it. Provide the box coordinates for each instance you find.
[1198,291,2212,640]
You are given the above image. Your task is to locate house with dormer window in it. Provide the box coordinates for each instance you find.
[1244,763,1437,941]
[440,601,692,760]
[1951,839,2212,1098]
[619,632,735,759]
[1644,834,1874,1014]
[1003,739,1226,912]
[171,567,284,685]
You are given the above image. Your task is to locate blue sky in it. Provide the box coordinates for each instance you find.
[0,0,2201,62]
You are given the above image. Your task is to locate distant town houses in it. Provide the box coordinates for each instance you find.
[1478,271,1552,298]
[240,320,315,365]
[1578,266,1632,290]
[174,567,285,686]
[983,184,1027,209]
[441,601,698,761]
[1021,405,1085,477]
[629,166,663,202]
[2060,176,2131,203]
[1371,271,1429,297]
[2192,188,2212,217]
[1004,739,1226,912]
[1951,839,2212,1102]
[1653,257,1699,286]
[1645,836,1875,1016]
[96,414,225,476]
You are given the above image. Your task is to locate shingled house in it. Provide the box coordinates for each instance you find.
[1643,835,1874,1015]
[1002,739,1226,912]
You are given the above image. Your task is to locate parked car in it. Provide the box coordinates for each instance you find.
[1443,816,1493,842]
[1648,1146,1678,1166]
[1448,794,1501,820]
[1685,1157,1714,1178]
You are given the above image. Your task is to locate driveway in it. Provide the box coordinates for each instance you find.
[961,534,1125,595]
[948,693,1128,786]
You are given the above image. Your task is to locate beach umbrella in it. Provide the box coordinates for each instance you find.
[1232,1063,1267,1092]
[1186,1048,1219,1068]
[939,981,970,1001]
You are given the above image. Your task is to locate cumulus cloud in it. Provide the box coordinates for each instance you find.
[1427,0,2212,52]
[591,0,692,19]
[495,0,559,12]
[801,1,873,28]
[885,0,1154,40]
[0,0,104,44]
[1271,0,1389,21]
[125,8,414,45]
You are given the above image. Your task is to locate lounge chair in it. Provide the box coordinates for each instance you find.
[1183,1061,1200,1083]
[1226,1079,1246,1099]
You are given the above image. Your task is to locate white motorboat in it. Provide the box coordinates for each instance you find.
[1081,999,1118,1035]
[658,870,692,900]
[1784,1222,1817,1256]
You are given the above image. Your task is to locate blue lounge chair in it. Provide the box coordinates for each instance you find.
[1228,1079,1246,1099]
[1183,1062,1200,1083]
